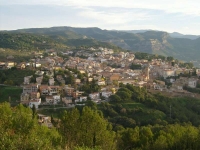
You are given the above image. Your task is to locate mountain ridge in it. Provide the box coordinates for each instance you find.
[1,26,200,66]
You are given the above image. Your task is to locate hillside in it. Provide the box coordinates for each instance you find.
[0,32,67,50]
[0,31,123,51]
[7,26,200,63]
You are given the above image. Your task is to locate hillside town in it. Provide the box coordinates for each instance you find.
[0,47,200,110]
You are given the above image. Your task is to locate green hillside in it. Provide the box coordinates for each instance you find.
[0,31,123,52]
[3,26,200,63]
[0,32,67,50]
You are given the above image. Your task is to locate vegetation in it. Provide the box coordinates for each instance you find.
[2,99,200,150]
[0,32,66,50]
[0,31,123,52]
[102,84,200,127]
[0,69,35,85]
[0,48,32,62]
[130,63,142,70]
[134,52,166,61]
[0,103,62,150]
[0,86,22,103]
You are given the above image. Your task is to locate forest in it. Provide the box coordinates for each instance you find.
[2,83,200,150]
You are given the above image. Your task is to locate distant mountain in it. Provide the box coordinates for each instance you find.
[169,32,200,40]
[121,30,200,40]
[2,26,200,63]
[119,29,155,34]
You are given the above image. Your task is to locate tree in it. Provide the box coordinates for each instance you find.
[0,103,62,150]
[31,104,37,119]
[60,107,116,149]
[109,95,122,102]
[116,91,131,101]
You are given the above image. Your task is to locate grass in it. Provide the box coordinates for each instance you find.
[0,85,22,103]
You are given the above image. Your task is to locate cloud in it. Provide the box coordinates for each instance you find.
[0,0,200,34]
[66,0,200,16]
[1,0,200,16]
[77,7,154,26]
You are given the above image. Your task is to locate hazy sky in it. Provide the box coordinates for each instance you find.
[0,0,200,34]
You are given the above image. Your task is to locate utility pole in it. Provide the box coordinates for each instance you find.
[170,105,172,119]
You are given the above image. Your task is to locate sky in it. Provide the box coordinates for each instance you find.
[0,0,200,35]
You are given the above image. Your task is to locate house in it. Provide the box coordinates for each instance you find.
[64,86,74,96]
[172,83,183,90]
[62,97,73,105]
[36,76,43,85]
[110,74,121,81]
[49,77,54,86]
[89,92,100,100]
[56,75,65,84]
[75,79,81,84]
[20,93,29,101]
[196,69,200,77]
[79,96,87,102]
[29,98,41,109]
[48,86,61,95]
[46,95,60,104]
[46,96,54,104]
[153,84,161,90]
[53,95,61,104]
[35,71,44,76]
[118,80,135,85]
[39,85,49,95]
[0,62,6,69]
[6,61,15,69]
[162,69,175,79]
[24,76,32,85]
[23,84,38,94]
[32,63,42,68]
[38,114,53,128]
[73,91,84,98]
[101,91,112,98]
[17,62,26,69]
[188,78,198,88]
[97,80,106,86]
[30,92,40,99]
[135,81,147,88]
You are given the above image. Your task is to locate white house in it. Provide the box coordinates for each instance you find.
[53,95,61,104]
[36,76,43,85]
[101,91,112,98]
[97,80,106,86]
[46,95,60,104]
[29,98,41,109]
[188,79,197,88]
[79,96,87,102]
[89,92,100,100]
[24,76,32,85]
[49,77,54,86]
